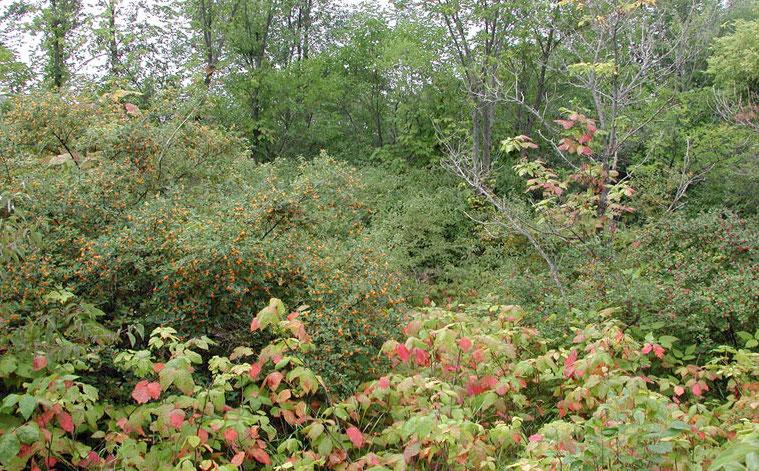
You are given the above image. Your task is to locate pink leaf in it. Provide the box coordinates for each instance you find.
[80,450,102,468]
[32,355,47,371]
[395,343,411,362]
[641,343,653,354]
[265,371,284,390]
[564,350,578,368]
[413,348,430,367]
[116,417,129,432]
[692,383,703,397]
[458,337,473,352]
[147,382,162,399]
[168,408,185,428]
[653,344,665,359]
[231,451,245,466]
[224,428,238,444]
[250,318,261,332]
[250,448,271,465]
[132,381,161,404]
[57,411,74,433]
[249,362,262,380]
[674,385,685,397]
[346,426,365,448]
[378,376,390,390]
[472,349,484,363]
[124,103,140,116]
[480,375,498,389]
[529,434,543,443]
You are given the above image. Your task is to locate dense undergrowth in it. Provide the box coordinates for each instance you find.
[1,293,758,470]
[2,0,759,462]
[1,88,757,470]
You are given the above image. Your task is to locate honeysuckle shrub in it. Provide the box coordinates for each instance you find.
[1,293,758,470]
[71,156,405,391]
[0,91,405,393]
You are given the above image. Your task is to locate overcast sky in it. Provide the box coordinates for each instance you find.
[1,0,393,69]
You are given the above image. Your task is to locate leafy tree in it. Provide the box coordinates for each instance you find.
[708,18,759,92]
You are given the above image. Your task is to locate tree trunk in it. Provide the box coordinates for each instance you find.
[107,0,120,76]
[50,0,65,88]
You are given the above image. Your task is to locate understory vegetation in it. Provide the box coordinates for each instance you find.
[1,0,758,469]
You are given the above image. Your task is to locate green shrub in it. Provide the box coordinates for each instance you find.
[1,294,757,470]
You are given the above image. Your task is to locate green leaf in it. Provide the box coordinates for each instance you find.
[18,395,36,420]
[317,435,333,456]
[658,336,678,348]
[307,423,324,441]
[647,442,673,455]
[15,423,39,444]
[173,370,195,395]
[186,436,201,448]
[0,431,20,466]
[0,355,17,377]
[1,394,19,411]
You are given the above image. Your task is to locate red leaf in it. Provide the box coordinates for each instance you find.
[554,119,574,129]
[32,355,47,371]
[458,337,473,352]
[250,448,271,465]
[413,348,430,367]
[249,362,262,380]
[529,434,543,443]
[168,408,185,428]
[472,349,484,363]
[395,343,411,362]
[124,103,140,116]
[674,385,685,397]
[466,376,486,396]
[231,451,245,466]
[116,417,129,432]
[653,344,665,359]
[564,350,578,368]
[57,411,74,433]
[378,376,390,389]
[265,371,284,390]
[80,451,102,468]
[152,363,165,373]
[692,383,703,397]
[224,428,238,444]
[250,318,261,332]
[641,343,653,354]
[346,426,365,448]
[579,133,592,144]
[480,375,498,389]
[132,380,161,404]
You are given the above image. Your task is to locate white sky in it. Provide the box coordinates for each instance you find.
[0,0,392,70]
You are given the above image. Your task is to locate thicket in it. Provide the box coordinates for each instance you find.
[1,294,758,470]
[1,0,758,469]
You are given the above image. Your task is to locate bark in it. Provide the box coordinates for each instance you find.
[50,0,65,88]
[107,0,120,76]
